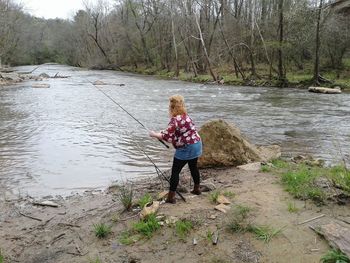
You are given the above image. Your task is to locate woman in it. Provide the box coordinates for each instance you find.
[149,95,202,204]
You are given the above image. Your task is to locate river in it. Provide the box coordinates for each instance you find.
[0,64,349,197]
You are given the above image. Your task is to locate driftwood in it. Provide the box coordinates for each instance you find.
[308,86,341,94]
[32,200,59,207]
[311,221,350,257]
[18,211,43,222]
[298,214,325,225]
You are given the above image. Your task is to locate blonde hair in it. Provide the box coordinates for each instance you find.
[169,95,187,117]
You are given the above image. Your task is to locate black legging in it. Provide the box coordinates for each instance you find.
[170,157,200,191]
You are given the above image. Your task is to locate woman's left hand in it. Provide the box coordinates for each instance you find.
[149,130,158,138]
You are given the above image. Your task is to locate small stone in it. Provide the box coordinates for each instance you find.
[93,80,107,85]
[237,162,262,172]
[215,204,231,213]
[217,195,231,205]
[157,191,168,200]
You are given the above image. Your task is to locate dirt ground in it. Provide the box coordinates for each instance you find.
[1,167,348,263]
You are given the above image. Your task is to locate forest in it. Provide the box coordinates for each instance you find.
[0,0,349,87]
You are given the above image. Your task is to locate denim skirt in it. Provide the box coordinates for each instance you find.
[174,141,202,160]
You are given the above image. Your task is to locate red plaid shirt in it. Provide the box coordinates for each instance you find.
[161,114,201,148]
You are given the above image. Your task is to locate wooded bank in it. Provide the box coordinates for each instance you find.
[0,0,349,88]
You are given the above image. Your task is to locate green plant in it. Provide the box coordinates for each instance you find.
[280,164,326,203]
[138,193,153,209]
[89,257,102,263]
[0,249,4,263]
[261,165,271,172]
[209,191,220,203]
[328,165,350,193]
[206,230,213,242]
[271,159,290,169]
[228,205,252,233]
[175,219,193,240]
[248,225,282,243]
[118,185,133,211]
[93,223,112,239]
[287,202,299,213]
[133,214,160,238]
[321,249,350,263]
[223,190,235,198]
[119,231,141,245]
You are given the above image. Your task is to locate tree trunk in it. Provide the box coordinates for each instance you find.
[313,0,323,85]
[278,0,287,87]
[195,15,217,82]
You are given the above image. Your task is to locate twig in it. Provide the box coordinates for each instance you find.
[58,222,81,228]
[19,211,42,222]
[120,214,139,221]
[50,233,66,245]
[298,214,325,225]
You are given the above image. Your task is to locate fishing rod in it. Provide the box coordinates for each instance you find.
[89,81,186,202]
[136,144,186,202]
[89,81,169,149]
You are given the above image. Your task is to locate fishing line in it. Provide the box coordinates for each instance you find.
[135,143,186,202]
[89,80,186,202]
[89,81,169,149]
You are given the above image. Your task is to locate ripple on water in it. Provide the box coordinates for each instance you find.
[0,65,349,196]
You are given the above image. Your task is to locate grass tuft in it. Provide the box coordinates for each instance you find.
[209,190,220,203]
[119,231,141,245]
[118,185,133,211]
[223,190,235,198]
[248,225,283,243]
[228,205,252,233]
[280,164,326,203]
[138,193,153,209]
[0,249,4,263]
[321,249,350,263]
[133,213,160,238]
[93,223,112,239]
[261,164,271,172]
[175,219,193,240]
[89,257,102,263]
[287,202,299,213]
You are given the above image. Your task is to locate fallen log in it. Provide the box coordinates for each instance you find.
[308,86,342,94]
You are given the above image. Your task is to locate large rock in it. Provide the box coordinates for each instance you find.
[0,72,22,82]
[198,119,280,168]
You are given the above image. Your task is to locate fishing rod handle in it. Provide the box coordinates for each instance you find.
[158,139,170,149]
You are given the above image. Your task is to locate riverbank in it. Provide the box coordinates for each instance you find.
[120,65,350,91]
[1,160,349,263]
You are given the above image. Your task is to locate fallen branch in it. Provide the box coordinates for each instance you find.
[58,222,81,228]
[19,211,43,222]
[50,233,66,245]
[298,214,325,225]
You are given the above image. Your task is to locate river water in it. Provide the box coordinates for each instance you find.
[0,64,349,197]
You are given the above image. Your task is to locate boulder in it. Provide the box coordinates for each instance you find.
[308,86,341,94]
[0,72,22,82]
[198,119,281,168]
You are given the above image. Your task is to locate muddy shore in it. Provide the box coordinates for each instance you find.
[1,165,347,263]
